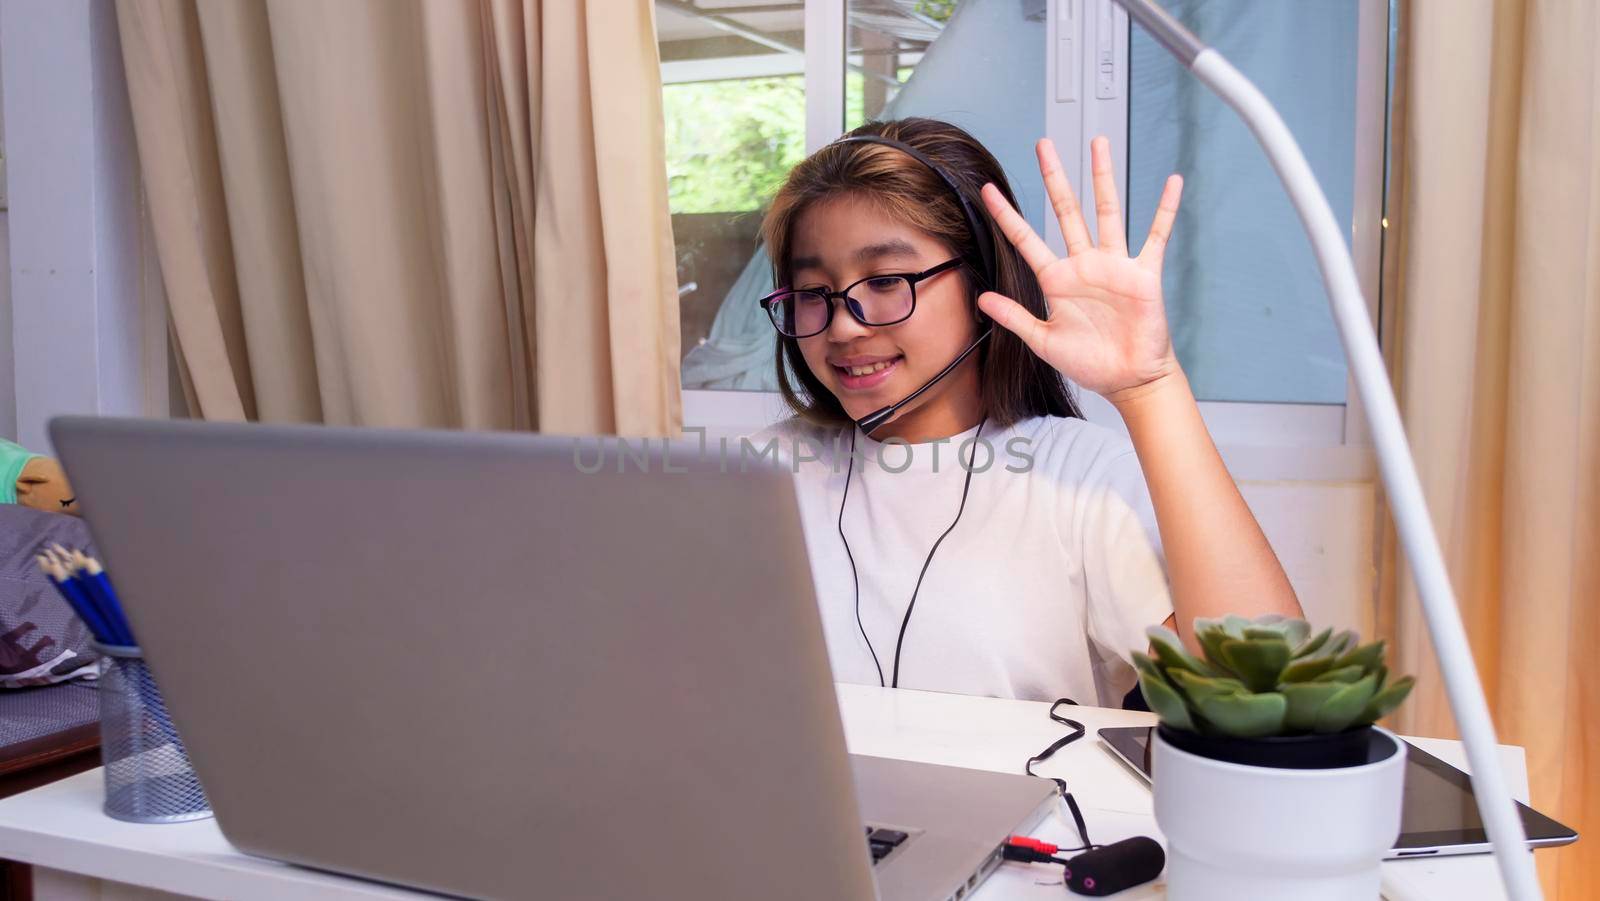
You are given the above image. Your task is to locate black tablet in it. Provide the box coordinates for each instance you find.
[1098,726,1578,857]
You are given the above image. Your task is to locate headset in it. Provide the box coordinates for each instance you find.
[810,132,1002,688]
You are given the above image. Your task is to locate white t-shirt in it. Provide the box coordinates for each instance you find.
[758,414,1174,706]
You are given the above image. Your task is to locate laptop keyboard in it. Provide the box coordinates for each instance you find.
[865,826,910,865]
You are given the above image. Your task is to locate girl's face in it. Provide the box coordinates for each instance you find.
[789,194,982,438]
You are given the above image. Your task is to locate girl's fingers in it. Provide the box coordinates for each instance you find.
[1089,136,1127,255]
[1137,174,1184,271]
[981,183,1057,274]
[1036,139,1093,256]
[977,291,1050,357]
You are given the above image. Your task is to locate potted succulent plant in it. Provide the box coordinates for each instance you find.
[1135,614,1415,901]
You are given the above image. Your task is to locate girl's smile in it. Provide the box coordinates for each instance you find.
[828,353,903,390]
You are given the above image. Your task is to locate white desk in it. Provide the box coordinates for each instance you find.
[0,683,1529,900]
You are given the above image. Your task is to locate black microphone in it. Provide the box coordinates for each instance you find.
[1061,836,1165,897]
[854,327,994,435]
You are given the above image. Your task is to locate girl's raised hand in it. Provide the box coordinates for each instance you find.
[977,136,1184,404]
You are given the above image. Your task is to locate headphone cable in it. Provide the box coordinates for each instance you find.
[839,428,885,687]
[840,417,987,688]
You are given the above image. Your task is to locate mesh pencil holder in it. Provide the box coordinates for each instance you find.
[94,643,212,824]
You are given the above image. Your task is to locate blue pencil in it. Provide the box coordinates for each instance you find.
[72,551,135,647]
[52,546,129,646]
[36,554,115,644]
[51,545,124,644]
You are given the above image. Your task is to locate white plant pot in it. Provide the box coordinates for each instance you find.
[1152,726,1405,901]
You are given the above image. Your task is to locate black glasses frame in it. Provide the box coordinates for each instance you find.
[758,257,964,338]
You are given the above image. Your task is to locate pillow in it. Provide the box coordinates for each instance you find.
[0,505,100,687]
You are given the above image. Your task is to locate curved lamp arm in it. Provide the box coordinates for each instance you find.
[1110,2,1542,898]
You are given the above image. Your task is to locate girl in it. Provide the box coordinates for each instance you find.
[756,117,1302,706]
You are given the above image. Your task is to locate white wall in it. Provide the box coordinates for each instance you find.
[1241,480,1375,639]
[0,211,14,442]
[0,0,154,455]
[0,5,15,442]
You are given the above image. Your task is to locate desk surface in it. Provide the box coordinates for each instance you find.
[0,683,1529,901]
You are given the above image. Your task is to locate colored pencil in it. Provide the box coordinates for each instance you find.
[71,550,135,647]
[36,553,115,644]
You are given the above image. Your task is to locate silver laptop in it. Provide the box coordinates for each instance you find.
[51,417,1053,901]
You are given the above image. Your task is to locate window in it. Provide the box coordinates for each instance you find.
[656,1,807,391]
[841,0,1051,265]
[1127,0,1360,405]
[659,0,1390,457]
[844,1,954,130]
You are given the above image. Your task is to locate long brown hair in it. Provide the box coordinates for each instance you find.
[761,117,1081,429]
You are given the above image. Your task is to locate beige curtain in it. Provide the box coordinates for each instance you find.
[1378,1,1598,897]
[115,0,681,436]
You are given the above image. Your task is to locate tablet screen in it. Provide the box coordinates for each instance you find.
[1402,754,1484,832]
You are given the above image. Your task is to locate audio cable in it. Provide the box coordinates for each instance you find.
[840,417,987,688]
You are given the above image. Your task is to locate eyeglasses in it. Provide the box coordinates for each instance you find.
[758,258,964,339]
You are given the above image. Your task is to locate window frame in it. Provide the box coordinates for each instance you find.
[674,0,1390,482]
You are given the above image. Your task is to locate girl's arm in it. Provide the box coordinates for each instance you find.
[1111,369,1302,645]
[978,136,1302,648]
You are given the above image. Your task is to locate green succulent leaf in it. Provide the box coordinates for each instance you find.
[1132,654,1168,696]
[1281,681,1347,733]
[1278,619,1312,649]
[1294,627,1334,659]
[1194,691,1288,739]
[1221,614,1253,639]
[1279,654,1339,684]
[1360,675,1415,724]
[1139,670,1196,732]
[1333,640,1386,675]
[1218,638,1292,692]
[1131,650,1163,679]
[1145,626,1215,677]
[1324,630,1359,660]
[1242,617,1311,650]
[1169,669,1247,704]
[1143,620,1414,737]
[1313,674,1379,733]
[1314,664,1367,684]
[1193,621,1232,667]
